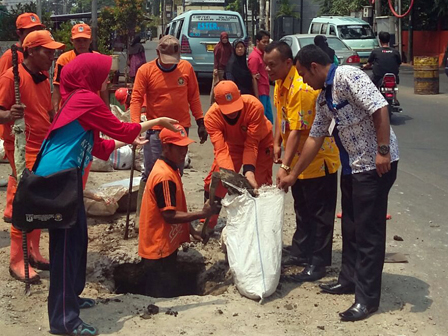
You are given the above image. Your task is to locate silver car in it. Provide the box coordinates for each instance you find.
[280,34,360,66]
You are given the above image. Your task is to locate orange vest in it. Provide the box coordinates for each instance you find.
[138,159,190,259]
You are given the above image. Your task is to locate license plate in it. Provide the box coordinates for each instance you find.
[206,44,216,52]
[360,57,368,63]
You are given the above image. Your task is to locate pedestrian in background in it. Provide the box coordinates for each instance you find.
[279,44,399,322]
[225,38,256,95]
[314,35,339,65]
[264,41,340,281]
[248,30,273,124]
[210,31,232,104]
[128,35,147,83]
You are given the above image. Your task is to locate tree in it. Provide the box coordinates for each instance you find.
[276,0,299,18]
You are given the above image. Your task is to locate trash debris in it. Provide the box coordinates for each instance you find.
[385,252,408,263]
[90,157,114,172]
[393,235,404,241]
[165,308,178,317]
[146,304,160,315]
[84,186,128,216]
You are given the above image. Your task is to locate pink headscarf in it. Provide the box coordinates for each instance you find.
[50,53,112,132]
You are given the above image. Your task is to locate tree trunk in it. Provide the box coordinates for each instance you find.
[260,0,266,30]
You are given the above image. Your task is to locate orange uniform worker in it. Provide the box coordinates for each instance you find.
[52,23,109,112]
[130,35,207,228]
[0,13,44,75]
[0,12,44,215]
[138,125,214,298]
[204,80,274,228]
[0,30,65,282]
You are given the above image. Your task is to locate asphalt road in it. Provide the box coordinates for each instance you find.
[144,40,448,330]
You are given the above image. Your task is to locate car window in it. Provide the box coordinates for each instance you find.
[310,23,321,34]
[297,37,314,48]
[329,25,336,36]
[327,38,350,51]
[170,21,177,36]
[175,19,184,39]
[164,24,170,36]
[188,14,243,38]
[321,23,328,34]
[337,25,375,39]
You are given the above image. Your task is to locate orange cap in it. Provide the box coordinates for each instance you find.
[213,80,244,115]
[160,125,195,147]
[157,35,180,64]
[71,24,92,39]
[16,13,44,29]
[115,88,129,105]
[22,30,65,50]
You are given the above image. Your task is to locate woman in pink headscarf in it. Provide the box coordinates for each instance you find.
[210,31,232,105]
[34,53,178,336]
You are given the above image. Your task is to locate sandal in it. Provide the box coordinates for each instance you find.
[70,322,98,336]
[79,298,96,309]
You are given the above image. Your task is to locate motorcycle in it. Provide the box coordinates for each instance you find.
[378,73,402,119]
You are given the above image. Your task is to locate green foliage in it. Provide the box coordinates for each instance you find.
[0,2,52,40]
[226,0,244,16]
[276,0,299,18]
[314,0,368,16]
[52,21,74,51]
[98,6,116,54]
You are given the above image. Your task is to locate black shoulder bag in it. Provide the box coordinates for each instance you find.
[12,91,87,231]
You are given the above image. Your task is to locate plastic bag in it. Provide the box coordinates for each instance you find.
[110,104,130,122]
[222,185,285,301]
[84,186,128,216]
[90,157,114,172]
[110,146,133,170]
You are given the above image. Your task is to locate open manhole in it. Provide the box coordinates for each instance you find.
[113,254,230,298]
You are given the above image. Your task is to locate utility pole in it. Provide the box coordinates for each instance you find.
[398,0,402,60]
[408,2,413,64]
[92,0,98,50]
[374,0,381,32]
[37,0,42,19]
[269,0,275,38]
[260,0,266,30]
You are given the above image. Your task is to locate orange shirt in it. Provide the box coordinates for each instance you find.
[0,45,23,75]
[138,158,190,260]
[0,64,52,159]
[53,50,99,85]
[130,59,203,128]
[205,94,273,170]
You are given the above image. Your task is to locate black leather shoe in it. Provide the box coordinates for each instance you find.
[339,302,378,321]
[282,255,308,266]
[319,282,355,294]
[294,265,326,282]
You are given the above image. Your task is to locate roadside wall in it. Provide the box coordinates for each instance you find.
[402,31,448,66]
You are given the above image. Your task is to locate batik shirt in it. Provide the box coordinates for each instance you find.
[309,65,399,175]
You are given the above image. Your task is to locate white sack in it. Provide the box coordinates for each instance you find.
[222,185,285,301]
[90,157,114,172]
[110,146,133,170]
[84,186,128,216]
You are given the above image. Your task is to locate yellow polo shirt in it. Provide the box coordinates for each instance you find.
[274,66,340,179]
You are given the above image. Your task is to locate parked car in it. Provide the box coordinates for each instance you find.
[308,16,379,63]
[165,10,247,78]
[280,34,361,67]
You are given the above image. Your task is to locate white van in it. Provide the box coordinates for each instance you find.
[165,10,247,77]
[309,16,379,62]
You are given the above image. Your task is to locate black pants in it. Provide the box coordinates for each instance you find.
[48,201,88,334]
[143,250,178,298]
[338,161,398,307]
[290,171,338,266]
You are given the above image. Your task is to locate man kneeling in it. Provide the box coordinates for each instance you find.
[138,125,214,297]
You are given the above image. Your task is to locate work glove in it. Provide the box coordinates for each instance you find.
[196,118,208,144]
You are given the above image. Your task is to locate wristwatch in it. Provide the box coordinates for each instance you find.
[280,164,291,173]
[378,145,390,156]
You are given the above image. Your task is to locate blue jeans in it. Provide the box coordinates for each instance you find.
[259,95,273,124]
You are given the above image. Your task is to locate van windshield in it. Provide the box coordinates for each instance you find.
[338,25,375,40]
[188,14,243,38]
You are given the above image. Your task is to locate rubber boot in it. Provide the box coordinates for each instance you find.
[134,178,146,233]
[9,230,40,283]
[29,229,50,270]
[3,175,17,223]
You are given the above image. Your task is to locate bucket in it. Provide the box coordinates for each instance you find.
[111,55,120,71]
[414,56,439,95]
